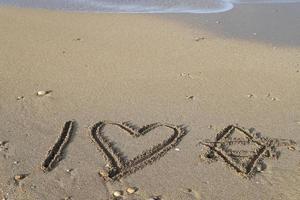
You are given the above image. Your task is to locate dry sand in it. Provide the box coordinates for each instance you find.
[0,5,300,200]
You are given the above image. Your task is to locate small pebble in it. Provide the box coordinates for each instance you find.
[37,91,47,96]
[183,188,193,193]
[113,191,122,197]
[36,90,52,96]
[256,166,262,172]
[99,170,109,178]
[199,154,207,161]
[148,197,161,200]
[186,96,194,100]
[16,96,24,100]
[256,164,265,172]
[215,20,221,24]
[175,148,180,151]
[180,73,193,78]
[253,32,257,36]
[14,174,28,181]
[66,168,74,174]
[30,184,37,189]
[247,94,254,98]
[288,146,296,151]
[126,187,137,194]
[13,161,20,165]
[194,37,205,41]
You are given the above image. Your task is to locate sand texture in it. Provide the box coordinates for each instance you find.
[0,6,300,200]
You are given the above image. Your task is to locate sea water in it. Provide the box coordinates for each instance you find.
[0,0,299,13]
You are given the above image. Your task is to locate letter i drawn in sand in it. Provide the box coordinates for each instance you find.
[41,121,76,172]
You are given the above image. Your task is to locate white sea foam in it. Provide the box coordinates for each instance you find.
[0,0,299,13]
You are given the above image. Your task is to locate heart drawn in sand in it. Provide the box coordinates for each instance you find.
[90,121,188,181]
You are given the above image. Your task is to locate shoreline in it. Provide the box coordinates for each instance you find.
[165,2,300,47]
[1,3,300,47]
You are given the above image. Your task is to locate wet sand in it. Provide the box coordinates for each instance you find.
[167,2,300,47]
[0,5,300,200]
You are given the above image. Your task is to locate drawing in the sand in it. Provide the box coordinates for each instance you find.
[199,125,297,178]
[41,121,76,172]
[40,121,297,181]
[90,121,188,181]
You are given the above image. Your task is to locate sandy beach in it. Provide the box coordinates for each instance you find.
[0,4,300,200]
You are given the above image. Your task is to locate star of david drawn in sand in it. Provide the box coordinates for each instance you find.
[199,125,297,178]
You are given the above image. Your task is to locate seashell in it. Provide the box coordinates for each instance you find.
[13,161,20,165]
[36,90,52,96]
[99,170,109,178]
[186,96,194,100]
[126,187,137,194]
[256,163,266,172]
[66,168,74,173]
[287,146,296,151]
[113,191,122,197]
[14,174,28,181]
[16,96,24,100]
[175,148,180,151]
[256,165,263,172]
[247,94,254,98]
